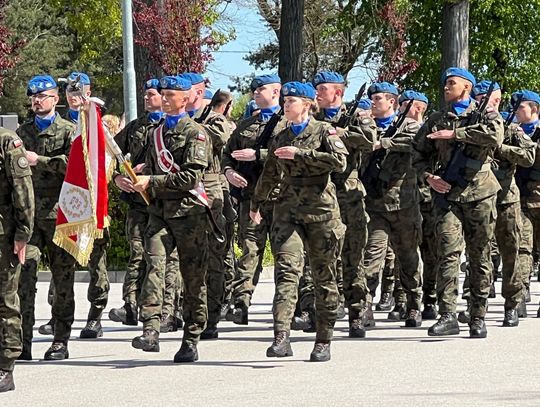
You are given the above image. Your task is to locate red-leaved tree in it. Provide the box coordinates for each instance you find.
[0,0,23,96]
[376,1,418,83]
[133,0,221,74]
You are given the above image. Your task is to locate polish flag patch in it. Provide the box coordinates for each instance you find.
[12,139,22,148]
[196,134,206,142]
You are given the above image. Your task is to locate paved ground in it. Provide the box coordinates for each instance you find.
[4,277,540,406]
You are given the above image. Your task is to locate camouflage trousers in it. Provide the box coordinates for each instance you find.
[361,206,422,310]
[493,201,524,308]
[19,218,76,349]
[0,231,22,372]
[367,244,406,304]
[222,189,238,306]
[518,206,540,294]
[141,210,208,345]
[230,199,273,308]
[420,202,438,306]
[435,195,497,317]
[271,214,345,342]
[123,207,149,306]
[162,248,181,317]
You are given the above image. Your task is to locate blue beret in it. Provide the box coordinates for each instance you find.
[144,79,160,91]
[442,67,476,86]
[203,89,213,100]
[511,90,540,106]
[159,76,192,91]
[399,90,429,105]
[472,80,500,98]
[312,71,345,87]
[27,75,57,96]
[357,98,372,110]
[367,82,399,98]
[179,72,205,85]
[68,72,91,86]
[281,81,316,100]
[250,74,281,91]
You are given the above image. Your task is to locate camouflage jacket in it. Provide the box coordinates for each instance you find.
[365,117,422,212]
[251,119,348,223]
[17,114,75,219]
[492,123,535,205]
[144,116,210,218]
[0,128,34,242]
[315,104,377,201]
[515,124,540,208]
[114,114,153,207]
[222,111,286,199]
[413,101,504,203]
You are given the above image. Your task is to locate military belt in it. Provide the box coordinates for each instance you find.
[283,174,328,186]
[203,173,221,181]
[284,174,329,186]
[154,191,191,200]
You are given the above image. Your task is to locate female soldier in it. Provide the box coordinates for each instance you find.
[250,81,348,362]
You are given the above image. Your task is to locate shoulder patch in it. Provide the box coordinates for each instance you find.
[196,133,206,142]
[334,140,345,149]
[17,156,29,169]
[328,128,337,135]
[361,118,372,125]
[12,139,22,148]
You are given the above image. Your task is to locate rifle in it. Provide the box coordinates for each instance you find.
[506,94,524,128]
[336,82,367,129]
[230,109,283,200]
[433,81,496,209]
[361,100,414,191]
[195,88,222,124]
[515,126,540,197]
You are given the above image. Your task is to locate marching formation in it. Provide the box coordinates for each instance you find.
[1,65,540,392]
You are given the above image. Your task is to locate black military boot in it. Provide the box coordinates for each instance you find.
[0,370,15,393]
[525,286,531,303]
[291,311,312,331]
[44,342,69,360]
[405,309,422,327]
[160,314,178,333]
[220,303,230,320]
[388,302,407,321]
[80,320,103,339]
[469,317,487,338]
[173,342,199,363]
[458,300,471,324]
[200,325,219,340]
[225,304,248,325]
[131,329,160,352]
[502,308,519,327]
[517,301,527,318]
[376,292,395,311]
[422,303,438,320]
[17,345,32,361]
[427,312,460,336]
[349,317,366,338]
[38,318,55,335]
[266,331,293,357]
[109,303,138,326]
[175,309,184,329]
[488,283,496,298]
[309,342,331,362]
[361,303,376,328]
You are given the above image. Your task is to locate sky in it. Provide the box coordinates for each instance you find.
[205,2,368,101]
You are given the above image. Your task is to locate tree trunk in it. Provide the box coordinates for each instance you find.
[441,0,469,105]
[278,0,304,83]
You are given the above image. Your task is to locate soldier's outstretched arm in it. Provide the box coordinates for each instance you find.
[345,116,378,151]
[497,126,536,168]
[380,120,421,153]
[455,111,504,147]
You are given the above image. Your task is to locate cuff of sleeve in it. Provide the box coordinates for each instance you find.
[151,175,166,190]
[259,149,268,161]
[454,128,466,141]
[380,138,392,149]
[14,229,31,243]
[250,201,260,213]
[36,155,50,166]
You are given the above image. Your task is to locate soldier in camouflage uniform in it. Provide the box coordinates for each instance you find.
[511,90,540,318]
[222,74,284,324]
[360,83,423,327]
[183,75,232,339]
[472,84,535,326]
[0,128,34,393]
[251,81,347,362]
[131,76,210,363]
[17,75,77,360]
[109,79,163,326]
[312,71,377,338]
[413,68,503,338]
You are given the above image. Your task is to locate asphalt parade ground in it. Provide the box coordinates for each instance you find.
[4,276,540,407]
